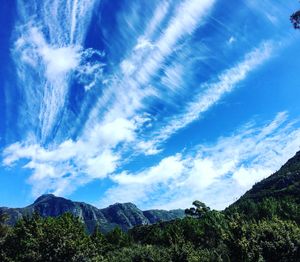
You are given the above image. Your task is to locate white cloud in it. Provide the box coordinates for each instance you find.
[42,45,81,79]
[70,0,100,44]
[121,60,136,76]
[232,167,272,188]
[135,0,215,85]
[112,154,185,185]
[161,63,184,92]
[184,158,227,190]
[86,150,119,179]
[99,112,300,210]
[15,0,216,168]
[99,154,186,207]
[155,0,215,54]
[142,1,170,38]
[89,118,136,148]
[134,37,155,51]
[2,117,137,197]
[137,141,162,156]
[228,36,236,45]
[17,27,81,81]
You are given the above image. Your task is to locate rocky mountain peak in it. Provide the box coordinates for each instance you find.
[33,194,57,204]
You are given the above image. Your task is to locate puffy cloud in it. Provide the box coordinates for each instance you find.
[16,27,81,81]
[2,117,137,197]
[112,155,185,185]
[86,150,119,179]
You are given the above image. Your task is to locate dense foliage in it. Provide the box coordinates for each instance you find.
[291,10,300,29]
[0,197,299,262]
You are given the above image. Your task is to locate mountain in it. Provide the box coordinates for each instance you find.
[0,194,184,233]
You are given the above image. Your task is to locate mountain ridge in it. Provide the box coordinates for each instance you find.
[232,150,300,204]
[0,194,185,233]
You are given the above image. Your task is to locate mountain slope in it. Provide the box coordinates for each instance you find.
[234,151,300,204]
[226,151,300,223]
[0,194,184,233]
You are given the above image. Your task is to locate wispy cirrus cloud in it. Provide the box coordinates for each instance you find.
[138,41,273,154]
[12,0,101,142]
[84,0,216,130]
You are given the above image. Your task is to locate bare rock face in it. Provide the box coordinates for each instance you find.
[0,194,185,233]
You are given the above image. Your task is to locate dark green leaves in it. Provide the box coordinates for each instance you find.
[291,10,300,29]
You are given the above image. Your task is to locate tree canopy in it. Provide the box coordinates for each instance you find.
[291,10,300,29]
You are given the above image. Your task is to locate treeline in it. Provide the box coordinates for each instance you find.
[1,197,300,261]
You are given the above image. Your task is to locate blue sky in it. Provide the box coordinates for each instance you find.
[1,0,300,210]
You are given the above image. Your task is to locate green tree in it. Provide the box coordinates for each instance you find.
[2,212,44,261]
[2,212,93,262]
[90,225,109,259]
[39,213,93,261]
[0,211,9,261]
[185,200,210,218]
[0,211,9,240]
[291,10,300,29]
[248,218,300,261]
[106,226,132,250]
[105,245,171,262]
